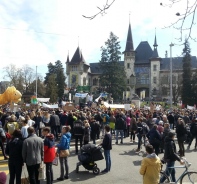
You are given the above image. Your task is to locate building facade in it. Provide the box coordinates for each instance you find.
[66,24,197,101]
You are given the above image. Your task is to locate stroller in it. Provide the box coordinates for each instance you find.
[76,143,104,175]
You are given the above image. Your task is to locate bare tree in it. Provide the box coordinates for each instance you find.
[160,0,197,42]
[82,0,115,20]
[22,65,34,92]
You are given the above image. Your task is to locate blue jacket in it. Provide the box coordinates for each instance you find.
[147,128,161,144]
[56,132,71,153]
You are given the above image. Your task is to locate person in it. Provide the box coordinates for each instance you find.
[56,126,71,181]
[147,125,161,155]
[100,125,112,173]
[42,127,55,184]
[73,118,84,154]
[21,119,29,139]
[0,128,7,160]
[188,118,197,149]
[25,115,35,127]
[22,127,44,184]
[7,115,18,135]
[49,111,60,140]
[176,118,187,157]
[167,113,174,129]
[109,113,116,135]
[139,144,161,184]
[126,114,131,137]
[83,121,90,145]
[0,172,7,184]
[35,111,43,137]
[5,129,23,184]
[115,114,125,144]
[130,115,138,143]
[90,118,100,144]
[160,132,184,183]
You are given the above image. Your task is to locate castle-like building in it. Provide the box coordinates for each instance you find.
[66,23,197,101]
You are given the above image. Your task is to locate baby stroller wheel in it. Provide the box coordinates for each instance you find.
[76,166,79,173]
[93,166,100,175]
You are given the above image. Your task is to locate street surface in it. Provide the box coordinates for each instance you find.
[1,136,197,184]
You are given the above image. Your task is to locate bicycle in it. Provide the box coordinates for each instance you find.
[160,158,197,184]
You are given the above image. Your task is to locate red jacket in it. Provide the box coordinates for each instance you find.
[44,134,55,163]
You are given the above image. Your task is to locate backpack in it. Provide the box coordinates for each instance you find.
[142,123,149,135]
[7,123,16,135]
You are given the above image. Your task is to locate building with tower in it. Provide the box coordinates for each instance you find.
[66,23,197,102]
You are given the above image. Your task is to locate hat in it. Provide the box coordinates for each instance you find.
[0,172,7,184]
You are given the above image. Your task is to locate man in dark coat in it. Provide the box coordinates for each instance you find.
[49,111,60,140]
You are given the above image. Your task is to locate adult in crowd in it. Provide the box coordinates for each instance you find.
[42,127,55,184]
[140,144,161,184]
[83,121,90,145]
[42,111,50,126]
[167,112,174,129]
[56,126,71,181]
[0,128,7,160]
[73,118,84,154]
[130,115,138,143]
[126,114,131,138]
[90,118,100,144]
[22,127,43,184]
[160,132,184,183]
[35,111,43,137]
[176,118,187,157]
[147,125,161,155]
[109,112,116,135]
[49,111,60,140]
[115,114,125,144]
[188,118,197,150]
[21,119,29,139]
[100,125,112,173]
[5,129,23,184]
[25,115,35,127]
[60,111,68,129]
[101,112,109,136]
[94,112,102,139]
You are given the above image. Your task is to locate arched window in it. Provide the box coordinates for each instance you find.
[93,78,98,86]
[83,77,86,86]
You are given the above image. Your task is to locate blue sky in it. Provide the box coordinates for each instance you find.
[0,0,196,80]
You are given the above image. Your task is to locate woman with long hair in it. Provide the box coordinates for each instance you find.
[56,126,71,181]
[5,129,23,184]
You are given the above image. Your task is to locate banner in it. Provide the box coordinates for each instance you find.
[144,105,150,110]
[124,104,131,111]
[37,98,50,102]
[42,103,58,109]
[187,105,195,110]
[75,93,88,98]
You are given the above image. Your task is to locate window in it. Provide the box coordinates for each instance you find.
[72,66,78,71]
[153,65,157,71]
[83,77,86,86]
[153,77,157,84]
[127,63,130,69]
[93,78,98,86]
[127,79,130,84]
[161,76,168,84]
[127,53,130,56]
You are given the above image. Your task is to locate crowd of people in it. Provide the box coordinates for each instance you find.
[0,105,197,184]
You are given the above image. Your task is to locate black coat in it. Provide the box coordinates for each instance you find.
[147,128,161,144]
[49,115,60,126]
[115,117,126,130]
[176,124,187,139]
[164,137,180,162]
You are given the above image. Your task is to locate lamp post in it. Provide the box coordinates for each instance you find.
[170,43,174,109]
[36,66,38,98]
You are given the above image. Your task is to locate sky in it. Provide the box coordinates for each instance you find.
[0,0,196,80]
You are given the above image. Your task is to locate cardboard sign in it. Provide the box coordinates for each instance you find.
[91,103,97,108]
[63,103,75,111]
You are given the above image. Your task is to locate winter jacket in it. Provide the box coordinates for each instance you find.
[73,120,84,136]
[90,121,100,139]
[60,113,68,126]
[84,127,91,142]
[167,114,174,124]
[49,115,60,127]
[176,124,187,139]
[44,134,55,163]
[101,132,112,150]
[140,153,161,184]
[5,137,23,165]
[56,132,71,153]
[115,117,126,130]
[164,137,180,162]
[147,128,161,145]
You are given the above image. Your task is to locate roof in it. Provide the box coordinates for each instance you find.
[89,61,124,74]
[124,23,134,52]
[135,41,153,64]
[69,47,86,64]
[160,56,197,70]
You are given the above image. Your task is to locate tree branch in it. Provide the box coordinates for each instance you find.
[82,0,116,20]
[161,0,197,42]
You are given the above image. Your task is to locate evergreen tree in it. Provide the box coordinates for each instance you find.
[181,40,192,105]
[45,74,58,103]
[29,78,46,97]
[191,71,197,105]
[55,60,66,98]
[99,32,127,100]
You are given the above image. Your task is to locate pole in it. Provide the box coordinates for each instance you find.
[170,43,174,109]
[36,66,38,98]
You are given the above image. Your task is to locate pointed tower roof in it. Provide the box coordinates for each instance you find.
[151,34,159,58]
[70,47,84,64]
[124,23,134,53]
[66,52,69,63]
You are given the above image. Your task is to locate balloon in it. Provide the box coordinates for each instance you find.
[0,86,22,105]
